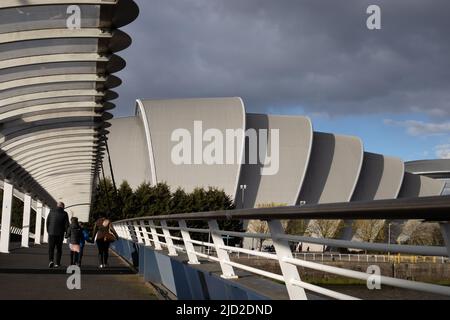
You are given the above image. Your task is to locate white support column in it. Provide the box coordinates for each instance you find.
[440,222,450,258]
[133,221,144,244]
[21,195,32,248]
[208,220,237,279]
[35,201,43,245]
[268,219,307,300]
[43,206,50,243]
[160,220,177,256]
[140,220,152,246]
[148,220,162,250]
[179,220,200,264]
[0,182,14,253]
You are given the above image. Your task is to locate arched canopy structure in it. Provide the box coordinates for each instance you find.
[0,0,139,221]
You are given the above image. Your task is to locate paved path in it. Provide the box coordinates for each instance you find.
[0,243,157,300]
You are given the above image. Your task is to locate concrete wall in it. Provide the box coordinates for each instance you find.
[111,238,273,300]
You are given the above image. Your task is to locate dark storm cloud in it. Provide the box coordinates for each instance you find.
[113,0,450,119]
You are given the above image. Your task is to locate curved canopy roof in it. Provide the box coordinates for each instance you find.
[405,159,450,179]
[0,0,139,220]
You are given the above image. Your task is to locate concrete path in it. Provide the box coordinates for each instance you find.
[0,243,156,300]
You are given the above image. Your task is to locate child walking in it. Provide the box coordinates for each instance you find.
[66,217,82,266]
[78,222,91,266]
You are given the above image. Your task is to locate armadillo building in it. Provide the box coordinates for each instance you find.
[105,98,446,245]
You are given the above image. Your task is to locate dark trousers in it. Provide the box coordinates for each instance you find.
[79,246,85,265]
[48,235,64,265]
[70,251,80,265]
[96,240,110,265]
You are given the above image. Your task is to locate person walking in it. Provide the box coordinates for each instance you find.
[46,202,69,268]
[78,222,91,266]
[92,217,118,268]
[66,217,82,266]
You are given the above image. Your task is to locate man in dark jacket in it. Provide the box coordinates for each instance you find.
[46,202,69,268]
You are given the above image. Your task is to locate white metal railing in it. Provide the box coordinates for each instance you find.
[112,197,450,300]
[227,251,449,264]
[0,224,35,239]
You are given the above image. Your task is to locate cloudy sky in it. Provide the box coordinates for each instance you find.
[114,0,450,161]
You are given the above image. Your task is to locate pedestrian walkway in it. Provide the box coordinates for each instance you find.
[0,243,157,300]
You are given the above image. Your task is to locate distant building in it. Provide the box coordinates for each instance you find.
[406,159,450,195]
[105,98,446,250]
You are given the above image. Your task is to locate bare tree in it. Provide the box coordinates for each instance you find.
[285,219,308,235]
[246,220,269,251]
[407,222,444,246]
[306,219,342,239]
[245,202,288,251]
[353,220,384,242]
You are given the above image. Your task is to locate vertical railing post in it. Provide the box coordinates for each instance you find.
[43,206,50,244]
[0,182,14,253]
[140,220,152,246]
[208,220,237,279]
[119,223,127,239]
[133,221,144,244]
[268,219,307,300]
[126,222,135,241]
[34,201,43,245]
[148,220,162,250]
[179,220,199,264]
[160,220,177,256]
[115,223,122,238]
[21,194,32,248]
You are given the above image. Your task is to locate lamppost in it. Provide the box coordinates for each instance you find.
[240,184,247,208]
[388,222,392,261]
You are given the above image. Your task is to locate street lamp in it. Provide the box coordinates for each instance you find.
[388,222,392,260]
[240,184,247,208]
[388,223,392,244]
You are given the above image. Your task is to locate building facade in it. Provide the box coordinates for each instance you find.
[105,98,446,247]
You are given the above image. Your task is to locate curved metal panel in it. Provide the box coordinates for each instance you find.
[136,98,246,199]
[298,132,364,204]
[104,116,152,189]
[236,114,313,208]
[352,153,404,201]
[398,172,445,198]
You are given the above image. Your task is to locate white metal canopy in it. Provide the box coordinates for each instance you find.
[0,0,138,221]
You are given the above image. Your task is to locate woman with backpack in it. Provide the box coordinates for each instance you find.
[92,217,119,268]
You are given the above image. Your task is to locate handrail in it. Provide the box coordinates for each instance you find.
[114,195,450,223]
[113,195,450,300]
